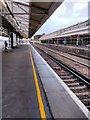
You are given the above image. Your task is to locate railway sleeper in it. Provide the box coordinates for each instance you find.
[72,88,88,93]
[67,82,79,87]
[75,92,90,97]
[57,73,70,76]
[70,85,86,90]
[84,102,90,106]
[55,69,68,73]
[78,96,90,101]
[60,75,73,79]
[57,72,70,76]
[63,78,77,82]
[81,99,90,104]
[53,67,61,70]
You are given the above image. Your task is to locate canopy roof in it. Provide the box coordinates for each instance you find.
[39,24,90,40]
[1,0,63,38]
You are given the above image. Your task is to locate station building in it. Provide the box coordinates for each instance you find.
[34,35,43,41]
[39,20,90,46]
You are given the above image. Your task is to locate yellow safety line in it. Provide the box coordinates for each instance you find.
[30,52,46,119]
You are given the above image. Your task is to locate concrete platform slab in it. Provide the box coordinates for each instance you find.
[2,45,40,118]
[47,92,86,118]
[31,44,89,119]
[39,77,65,93]
[37,65,57,78]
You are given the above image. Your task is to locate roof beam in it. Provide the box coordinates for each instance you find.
[30,19,41,23]
[13,2,29,7]
[29,26,36,29]
[3,12,29,15]
[17,20,29,23]
[15,16,29,20]
[30,20,41,25]
[31,4,48,14]
[3,12,47,15]
[14,3,29,14]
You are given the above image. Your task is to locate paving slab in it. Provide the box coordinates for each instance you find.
[46,92,86,118]
[40,78,65,93]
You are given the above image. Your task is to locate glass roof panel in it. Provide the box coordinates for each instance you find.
[5,0,30,37]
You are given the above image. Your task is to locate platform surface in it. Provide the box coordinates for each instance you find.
[2,45,51,118]
[31,44,89,119]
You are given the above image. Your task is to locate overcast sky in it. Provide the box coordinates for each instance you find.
[33,0,90,37]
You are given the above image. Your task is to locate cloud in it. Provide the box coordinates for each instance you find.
[74,3,87,10]
[56,4,67,16]
[64,0,90,3]
[72,2,88,18]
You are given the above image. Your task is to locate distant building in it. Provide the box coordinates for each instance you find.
[34,35,43,40]
[39,20,90,46]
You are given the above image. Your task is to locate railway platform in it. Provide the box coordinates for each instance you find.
[2,44,89,119]
[2,45,51,118]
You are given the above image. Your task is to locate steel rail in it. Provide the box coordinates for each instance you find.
[36,46,90,87]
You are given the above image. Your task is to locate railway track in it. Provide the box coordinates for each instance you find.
[34,45,90,111]
[34,43,90,79]
[42,44,90,60]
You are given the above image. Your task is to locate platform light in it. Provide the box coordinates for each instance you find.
[13,18,16,23]
[1,0,6,8]
[18,26,20,29]
[20,29,22,32]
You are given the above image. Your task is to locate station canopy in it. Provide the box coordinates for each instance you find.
[2,0,63,38]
